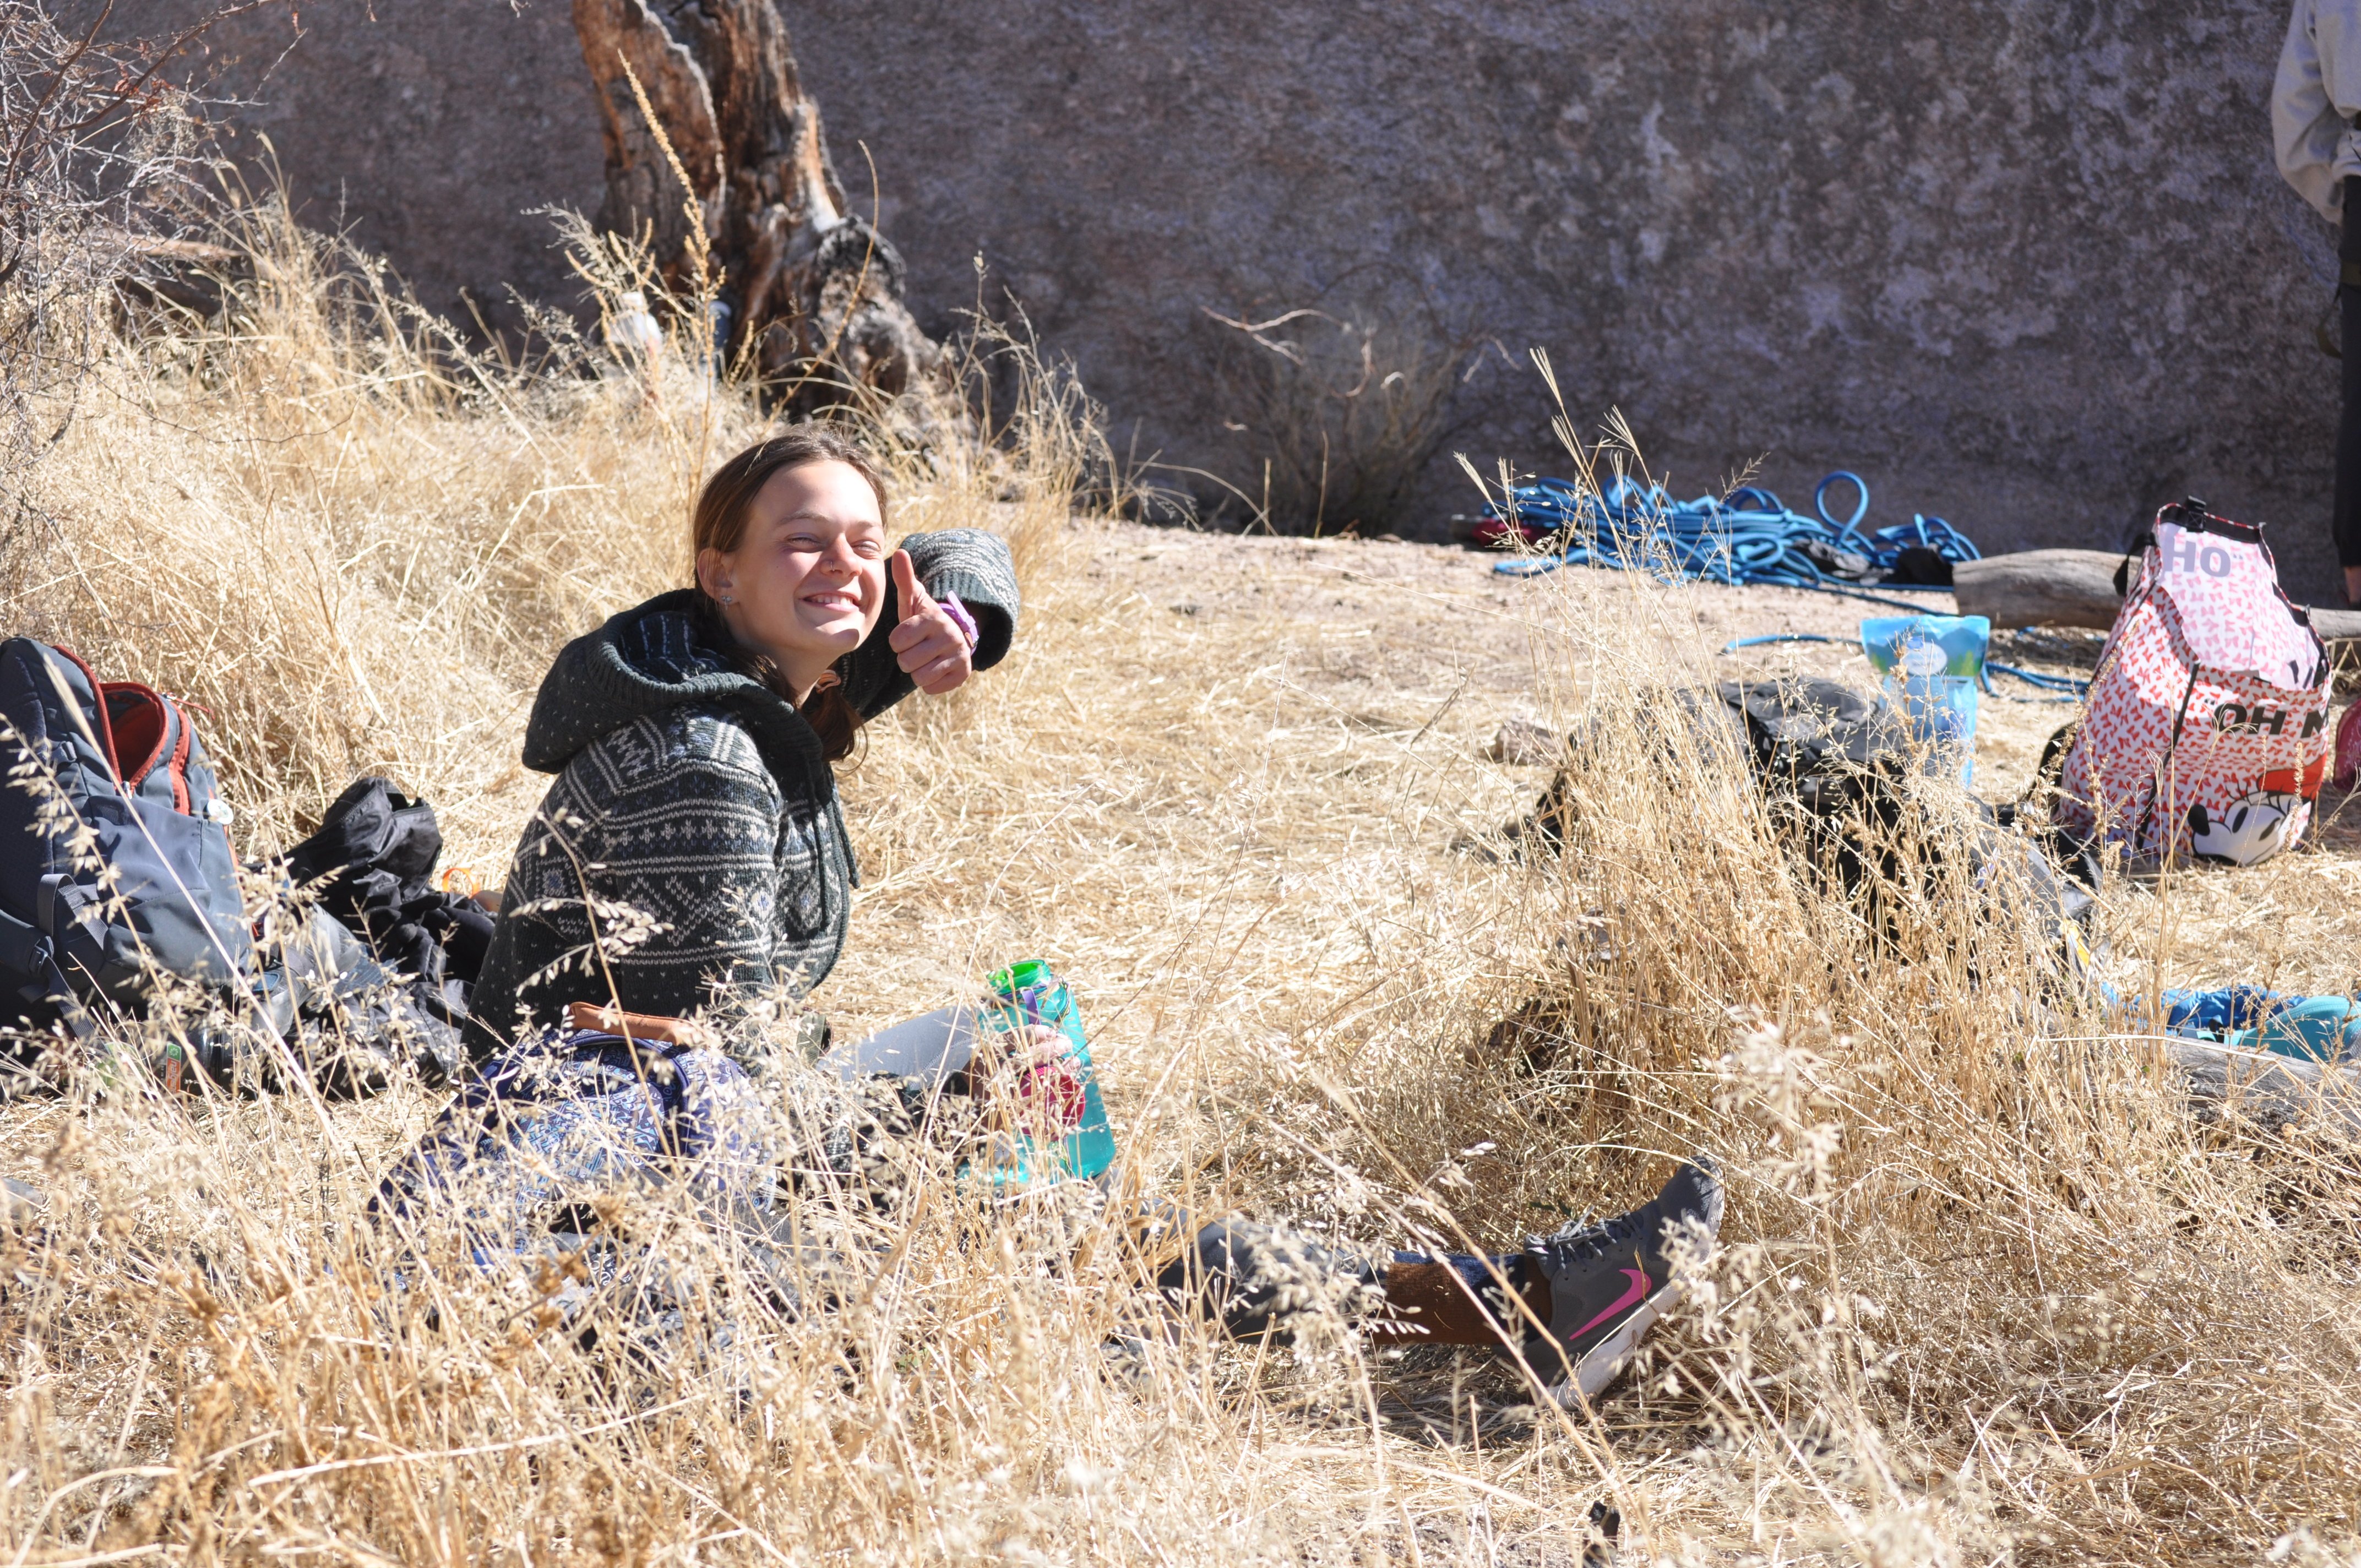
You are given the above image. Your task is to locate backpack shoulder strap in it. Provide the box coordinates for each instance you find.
[46,645,121,787]
[2112,532,2152,600]
[0,900,90,1037]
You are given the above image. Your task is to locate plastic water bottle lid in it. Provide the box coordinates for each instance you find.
[991,959,1054,996]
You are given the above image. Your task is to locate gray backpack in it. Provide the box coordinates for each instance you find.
[0,639,249,1033]
[0,641,462,1092]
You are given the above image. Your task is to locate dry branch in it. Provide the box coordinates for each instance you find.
[2164,1037,2361,1146]
[571,0,938,406]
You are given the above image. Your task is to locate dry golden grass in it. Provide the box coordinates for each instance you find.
[1,209,2359,1566]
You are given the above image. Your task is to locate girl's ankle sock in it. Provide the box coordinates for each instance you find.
[1366,1254,1548,1347]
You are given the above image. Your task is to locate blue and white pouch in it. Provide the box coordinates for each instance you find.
[1860,614,1990,788]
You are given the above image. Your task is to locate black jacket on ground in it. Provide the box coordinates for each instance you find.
[463,530,1019,1060]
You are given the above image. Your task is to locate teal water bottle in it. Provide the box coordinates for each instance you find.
[981,960,1117,1187]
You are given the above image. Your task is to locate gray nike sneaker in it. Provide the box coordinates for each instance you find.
[1521,1157,1721,1404]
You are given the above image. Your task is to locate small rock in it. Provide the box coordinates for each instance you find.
[1484,717,1564,766]
[1,1176,47,1229]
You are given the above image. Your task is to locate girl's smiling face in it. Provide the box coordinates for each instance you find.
[696,459,888,695]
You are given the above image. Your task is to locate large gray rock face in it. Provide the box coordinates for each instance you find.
[110,0,2351,597]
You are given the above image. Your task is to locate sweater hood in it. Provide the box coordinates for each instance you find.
[520,589,831,793]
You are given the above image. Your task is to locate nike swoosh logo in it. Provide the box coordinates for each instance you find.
[1569,1268,1652,1340]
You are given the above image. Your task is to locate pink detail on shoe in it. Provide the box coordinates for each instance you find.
[1569,1268,1652,1340]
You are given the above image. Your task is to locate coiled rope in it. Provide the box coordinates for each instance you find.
[1489,471,1981,612]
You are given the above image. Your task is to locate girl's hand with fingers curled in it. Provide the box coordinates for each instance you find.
[887,549,974,696]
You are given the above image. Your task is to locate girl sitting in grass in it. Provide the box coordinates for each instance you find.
[404,428,1718,1405]
[464,425,1014,1061]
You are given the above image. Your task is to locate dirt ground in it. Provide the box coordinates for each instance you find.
[1080,522,2111,799]
[828,521,2361,1038]
[7,517,2355,1567]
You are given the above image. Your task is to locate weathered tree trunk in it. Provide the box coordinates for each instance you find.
[1953,547,2361,640]
[572,0,938,405]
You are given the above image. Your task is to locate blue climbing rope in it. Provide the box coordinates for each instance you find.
[1717,634,2091,704]
[1488,471,1980,608]
[1984,663,2090,701]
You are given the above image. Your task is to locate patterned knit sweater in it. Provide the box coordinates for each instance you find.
[463,529,1019,1061]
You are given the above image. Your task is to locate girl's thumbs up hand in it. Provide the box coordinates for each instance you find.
[886,549,972,696]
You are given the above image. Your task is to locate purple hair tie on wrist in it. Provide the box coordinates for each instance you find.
[938,591,980,651]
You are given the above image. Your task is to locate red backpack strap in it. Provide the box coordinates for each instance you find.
[48,645,120,787]
[165,696,193,815]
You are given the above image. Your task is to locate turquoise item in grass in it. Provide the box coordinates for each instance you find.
[2158,986,2361,1065]
[2229,994,2361,1064]
[977,960,1117,1189]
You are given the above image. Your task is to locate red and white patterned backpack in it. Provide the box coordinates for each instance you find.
[2054,500,2331,867]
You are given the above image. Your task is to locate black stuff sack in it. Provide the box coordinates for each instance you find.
[285,775,493,1022]
[1502,676,1911,854]
[0,640,251,1030]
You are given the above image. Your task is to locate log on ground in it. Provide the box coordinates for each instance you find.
[1952,548,2361,639]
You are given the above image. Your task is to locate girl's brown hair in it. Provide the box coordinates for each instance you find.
[688,427,889,763]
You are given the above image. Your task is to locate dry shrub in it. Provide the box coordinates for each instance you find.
[0,200,2357,1568]
[0,0,222,487]
[2,197,722,862]
[1204,301,1471,538]
[1422,429,2361,1564]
